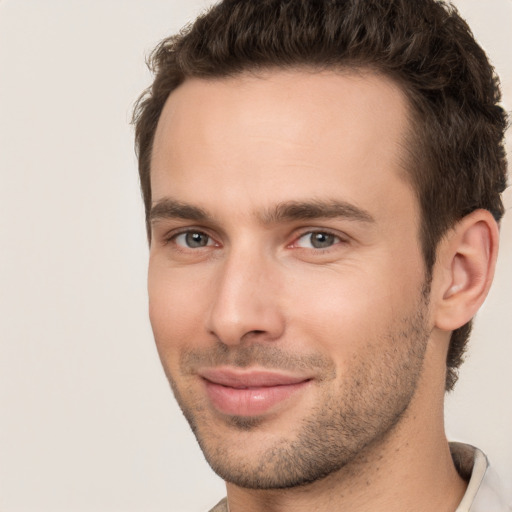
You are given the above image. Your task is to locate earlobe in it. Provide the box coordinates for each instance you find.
[434,209,499,331]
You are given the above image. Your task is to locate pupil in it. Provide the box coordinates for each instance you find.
[312,233,334,248]
[186,232,207,247]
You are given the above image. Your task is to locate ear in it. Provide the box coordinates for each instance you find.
[433,209,499,332]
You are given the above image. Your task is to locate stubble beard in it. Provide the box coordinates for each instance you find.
[163,286,431,490]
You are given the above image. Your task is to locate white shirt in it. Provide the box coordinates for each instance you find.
[452,443,511,512]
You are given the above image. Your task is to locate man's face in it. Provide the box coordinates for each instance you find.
[148,70,432,489]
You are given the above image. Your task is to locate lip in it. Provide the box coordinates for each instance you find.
[199,368,312,417]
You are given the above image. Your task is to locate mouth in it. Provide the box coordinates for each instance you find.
[198,368,312,417]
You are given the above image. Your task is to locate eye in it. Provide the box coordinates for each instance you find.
[294,231,342,249]
[174,231,214,248]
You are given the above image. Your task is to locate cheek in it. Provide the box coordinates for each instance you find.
[148,260,210,358]
[286,260,424,358]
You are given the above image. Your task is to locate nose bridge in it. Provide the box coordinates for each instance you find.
[206,241,284,345]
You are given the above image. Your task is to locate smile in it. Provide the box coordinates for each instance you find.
[199,368,312,416]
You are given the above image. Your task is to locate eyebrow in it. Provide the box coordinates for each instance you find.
[150,199,210,223]
[150,198,375,225]
[261,200,375,224]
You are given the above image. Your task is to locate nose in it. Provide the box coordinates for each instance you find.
[205,247,285,346]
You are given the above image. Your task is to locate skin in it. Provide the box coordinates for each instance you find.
[148,69,498,512]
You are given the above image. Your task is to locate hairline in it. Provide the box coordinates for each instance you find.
[145,63,429,256]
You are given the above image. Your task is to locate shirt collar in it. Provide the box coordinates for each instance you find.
[451,442,511,512]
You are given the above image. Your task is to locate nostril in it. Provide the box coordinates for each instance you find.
[239,330,267,343]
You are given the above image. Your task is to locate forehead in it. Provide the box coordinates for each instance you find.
[150,69,415,222]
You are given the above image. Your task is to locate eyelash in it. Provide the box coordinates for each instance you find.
[290,229,347,251]
[163,227,348,253]
[164,228,217,249]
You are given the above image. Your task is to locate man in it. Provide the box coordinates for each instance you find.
[133,0,510,510]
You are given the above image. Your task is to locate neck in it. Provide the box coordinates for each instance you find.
[225,359,467,512]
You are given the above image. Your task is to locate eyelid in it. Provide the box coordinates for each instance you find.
[289,228,349,249]
[175,232,215,248]
[156,224,350,251]
[162,226,220,248]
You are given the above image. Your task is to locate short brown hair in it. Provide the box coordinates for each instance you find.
[133,0,508,390]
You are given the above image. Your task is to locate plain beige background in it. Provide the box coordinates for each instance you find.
[0,1,510,510]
